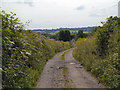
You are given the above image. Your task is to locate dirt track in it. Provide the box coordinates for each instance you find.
[36,49,104,88]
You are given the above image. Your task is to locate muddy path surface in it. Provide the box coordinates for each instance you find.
[36,49,104,88]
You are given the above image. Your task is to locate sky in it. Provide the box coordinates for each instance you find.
[1,0,120,29]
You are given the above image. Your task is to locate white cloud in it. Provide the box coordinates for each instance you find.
[16,0,34,7]
[1,0,120,29]
[89,14,100,17]
[76,5,85,10]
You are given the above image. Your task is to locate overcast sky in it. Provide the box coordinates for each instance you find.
[1,0,119,29]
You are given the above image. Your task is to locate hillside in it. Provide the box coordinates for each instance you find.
[31,27,95,34]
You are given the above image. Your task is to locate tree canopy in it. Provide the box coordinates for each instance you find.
[58,30,71,41]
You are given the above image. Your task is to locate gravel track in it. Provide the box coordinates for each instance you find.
[36,49,104,88]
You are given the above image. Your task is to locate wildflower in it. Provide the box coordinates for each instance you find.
[26,52,31,56]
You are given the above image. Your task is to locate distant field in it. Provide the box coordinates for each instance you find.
[31,27,94,34]
[32,30,89,34]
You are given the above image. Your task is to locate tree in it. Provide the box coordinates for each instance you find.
[75,30,87,40]
[77,30,84,38]
[95,16,120,57]
[58,30,71,41]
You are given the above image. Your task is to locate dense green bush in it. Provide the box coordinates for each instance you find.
[95,16,120,57]
[73,16,120,88]
[2,11,71,88]
[73,37,97,71]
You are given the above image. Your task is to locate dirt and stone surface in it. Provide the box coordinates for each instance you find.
[36,49,104,88]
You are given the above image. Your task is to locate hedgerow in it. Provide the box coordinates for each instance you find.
[2,11,71,88]
[73,16,120,88]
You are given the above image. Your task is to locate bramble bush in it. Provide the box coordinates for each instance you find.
[2,11,71,88]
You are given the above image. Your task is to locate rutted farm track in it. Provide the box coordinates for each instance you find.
[36,49,104,88]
